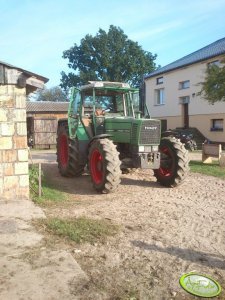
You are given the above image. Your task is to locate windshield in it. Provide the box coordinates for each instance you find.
[83,88,138,117]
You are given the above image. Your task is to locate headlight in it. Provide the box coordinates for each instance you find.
[138,145,158,152]
[144,146,152,152]
[138,146,145,152]
[152,145,158,152]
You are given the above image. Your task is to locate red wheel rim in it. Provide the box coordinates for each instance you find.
[158,146,174,177]
[90,149,103,184]
[59,135,68,167]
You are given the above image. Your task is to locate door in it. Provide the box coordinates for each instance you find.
[160,119,167,132]
[183,103,189,128]
[68,88,81,138]
[33,117,57,147]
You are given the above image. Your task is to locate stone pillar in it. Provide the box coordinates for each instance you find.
[0,85,29,200]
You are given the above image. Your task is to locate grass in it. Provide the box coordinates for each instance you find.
[190,160,225,179]
[42,217,119,244]
[29,164,67,204]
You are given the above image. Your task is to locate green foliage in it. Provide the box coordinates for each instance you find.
[190,161,225,179]
[61,25,157,88]
[44,217,119,244]
[40,184,67,203]
[34,86,68,102]
[29,164,40,198]
[29,164,67,204]
[200,57,225,104]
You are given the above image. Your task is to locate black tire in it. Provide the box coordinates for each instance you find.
[57,122,85,177]
[154,137,189,187]
[88,138,121,193]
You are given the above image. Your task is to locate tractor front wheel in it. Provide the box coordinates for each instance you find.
[88,138,121,193]
[154,137,189,187]
[57,122,85,177]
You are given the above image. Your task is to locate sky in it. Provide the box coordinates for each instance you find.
[1,0,225,88]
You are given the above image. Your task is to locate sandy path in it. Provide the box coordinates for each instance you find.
[38,156,225,300]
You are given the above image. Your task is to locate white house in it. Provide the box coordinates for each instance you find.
[144,37,225,145]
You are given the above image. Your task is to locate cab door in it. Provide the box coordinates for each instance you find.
[68,88,80,138]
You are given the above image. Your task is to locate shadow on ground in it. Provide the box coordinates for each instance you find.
[40,163,162,196]
[131,240,225,270]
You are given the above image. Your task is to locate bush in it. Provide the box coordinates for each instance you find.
[29,164,42,198]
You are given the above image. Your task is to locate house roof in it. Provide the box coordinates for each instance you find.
[0,60,49,83]
[145,37,225,79]
[26,101,69,112]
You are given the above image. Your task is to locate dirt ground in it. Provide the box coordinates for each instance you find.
[32,150,225,300]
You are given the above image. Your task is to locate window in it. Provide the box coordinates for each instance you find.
[72,89,81,114]
[179,80,190,89]
[179,96,190,104]
[156,77,163,85]
[211,119,223,131]
[155,88,165,105]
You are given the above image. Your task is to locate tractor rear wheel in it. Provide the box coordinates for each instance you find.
[88,138,121,193]
[154,137,189,187]
[57,122,85,177]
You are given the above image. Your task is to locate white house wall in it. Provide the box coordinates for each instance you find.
[145,56,225,142]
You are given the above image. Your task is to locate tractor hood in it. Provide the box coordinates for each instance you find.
[104,117,161,145]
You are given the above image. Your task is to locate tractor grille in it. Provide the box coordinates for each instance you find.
[139,120,161,145]
[131,124,138,143]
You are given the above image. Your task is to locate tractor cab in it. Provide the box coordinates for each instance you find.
[68,81,142,139]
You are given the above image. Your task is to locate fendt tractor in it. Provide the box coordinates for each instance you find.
[57,81,189,193]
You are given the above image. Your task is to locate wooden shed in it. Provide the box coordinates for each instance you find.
[26,101,69,148]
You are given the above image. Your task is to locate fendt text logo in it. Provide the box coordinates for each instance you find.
[144,126,157,130]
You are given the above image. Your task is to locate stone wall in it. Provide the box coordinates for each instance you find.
[0,85,29,200]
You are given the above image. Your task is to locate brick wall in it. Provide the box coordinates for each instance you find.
[0,85,29,200]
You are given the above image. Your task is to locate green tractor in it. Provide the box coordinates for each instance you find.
[57,81,189,193]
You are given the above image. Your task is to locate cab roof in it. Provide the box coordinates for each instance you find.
[80,81,139,92]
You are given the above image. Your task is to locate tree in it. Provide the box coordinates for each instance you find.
[60,25,157,89]
[200,57,225,104]
[33,86,68,102]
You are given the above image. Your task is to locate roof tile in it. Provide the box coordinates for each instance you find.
[145,37,225,79]
[26,101,69,112]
